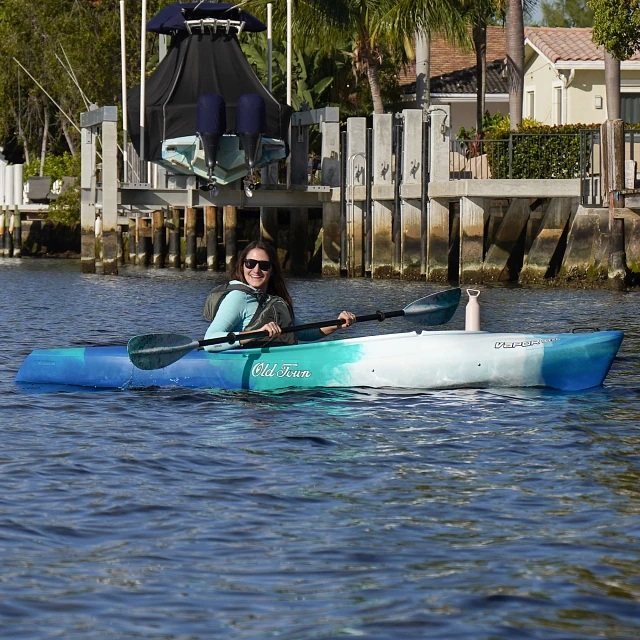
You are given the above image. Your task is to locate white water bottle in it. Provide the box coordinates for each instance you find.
[465,289,481,331]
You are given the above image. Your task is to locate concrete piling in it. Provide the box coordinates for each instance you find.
[371,114,394,277]
[400,109,423,279]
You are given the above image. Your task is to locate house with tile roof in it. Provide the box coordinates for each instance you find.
[398,26,508,135]
[524,27,640,125]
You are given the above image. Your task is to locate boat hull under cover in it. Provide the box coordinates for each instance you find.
[15,330,623,392]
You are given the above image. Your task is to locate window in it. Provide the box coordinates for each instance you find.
[526,91,535,119]
[553,86,563,125]
[622,94,640,124]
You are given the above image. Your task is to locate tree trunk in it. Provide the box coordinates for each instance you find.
[415,30,430,111]
[61,117,77,156]
[506,0,524,129]
[39,106,49,177]
[366,64,385,114]
[473,19,487,137]
[604,49,621,120]
[13,105,30,165]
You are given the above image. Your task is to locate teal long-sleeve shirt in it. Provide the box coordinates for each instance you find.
[204,280,322,351]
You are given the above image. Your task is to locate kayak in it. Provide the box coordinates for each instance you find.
[15,329,623,391]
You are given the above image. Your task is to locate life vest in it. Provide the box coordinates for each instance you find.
[203,282,297,347]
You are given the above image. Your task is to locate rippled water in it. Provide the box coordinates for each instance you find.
[1,259,640,639]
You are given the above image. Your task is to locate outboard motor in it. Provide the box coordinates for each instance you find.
[196,93,227,192]
[236,93,266,197]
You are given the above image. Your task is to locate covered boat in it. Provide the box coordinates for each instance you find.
[126,2,292,194]
[15,330,623,392]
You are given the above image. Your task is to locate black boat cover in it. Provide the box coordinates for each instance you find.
[126,3,291,162]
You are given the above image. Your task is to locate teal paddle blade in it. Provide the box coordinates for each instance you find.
[128,333,200,370]
[403,288,461,326]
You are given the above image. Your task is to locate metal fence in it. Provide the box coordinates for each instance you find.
[451,133,584,180]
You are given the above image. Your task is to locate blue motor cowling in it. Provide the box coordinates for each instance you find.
[196,93,227,180]
[236,93,266,175]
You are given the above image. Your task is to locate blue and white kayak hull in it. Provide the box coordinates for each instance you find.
[15,330,623,392]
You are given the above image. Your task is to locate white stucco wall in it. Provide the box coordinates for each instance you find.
[525,49,640,125]
[431,98,509,135]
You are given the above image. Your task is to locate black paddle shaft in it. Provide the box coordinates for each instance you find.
[199,310,404,347]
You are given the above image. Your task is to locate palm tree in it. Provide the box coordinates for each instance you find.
[590,0,640,121]
[241,0,468,114]
[506,0,525,128]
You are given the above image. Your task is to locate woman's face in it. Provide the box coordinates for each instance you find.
[242,248,273,291]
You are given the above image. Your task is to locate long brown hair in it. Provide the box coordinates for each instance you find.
[230,241,293,310]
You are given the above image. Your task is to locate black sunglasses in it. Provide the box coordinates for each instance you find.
[244,258,272,271]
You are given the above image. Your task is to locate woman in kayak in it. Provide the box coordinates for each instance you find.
[203,240,356,351]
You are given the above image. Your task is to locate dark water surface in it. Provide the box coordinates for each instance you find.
[1,259,640,639]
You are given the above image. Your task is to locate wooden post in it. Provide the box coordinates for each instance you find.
[205,205,218,270]
[129,217,137,264]
[137,217,152,266]
[602,119,627,288]
[185,207,197,270]
[224,205,237,272]
[153,209,165,268]
[168,207,181,268]
[0,213,4,258]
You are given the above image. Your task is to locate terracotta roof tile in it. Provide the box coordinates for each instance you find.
[398,25,506,87]
[525,27,640,62]
[430,59,508,94]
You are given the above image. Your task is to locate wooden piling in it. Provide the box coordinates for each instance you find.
[602,119,627,287]
[205,205,218,270]
[153,209,165,268]
[224,205,237,272]
[129,217,137,264]
[137,217,152,267]
[6,212,14,257]
[185,207,197,270]
[168,207,181,268]
[0,212,4,258]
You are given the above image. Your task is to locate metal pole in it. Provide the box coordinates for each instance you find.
[267,3,273,93]
[120,0,128,183]
[286,0,292,106]
[139,0,147,179]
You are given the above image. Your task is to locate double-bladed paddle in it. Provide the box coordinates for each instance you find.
[127,287,462,371]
